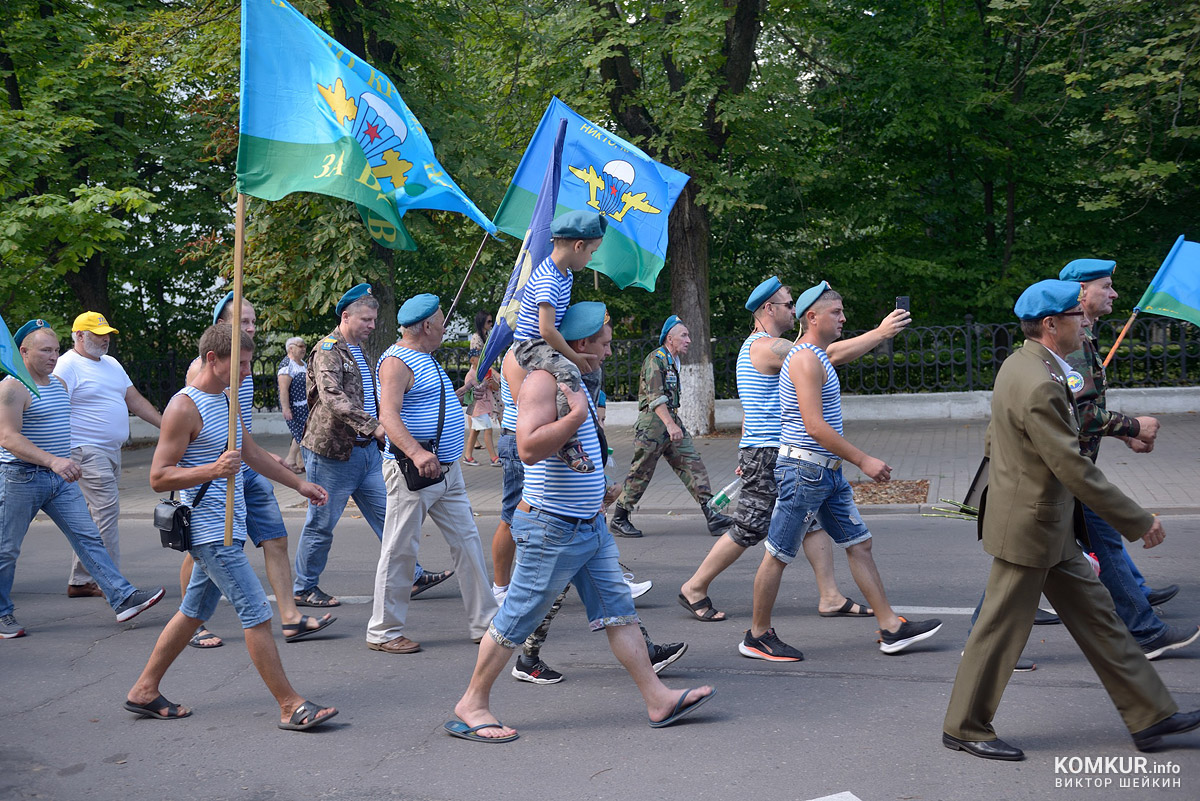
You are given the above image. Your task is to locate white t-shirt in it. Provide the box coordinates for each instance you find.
[53,349,134,451]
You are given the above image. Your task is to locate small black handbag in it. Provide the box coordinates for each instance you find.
[390,372,449,492]
[154,480,214,552]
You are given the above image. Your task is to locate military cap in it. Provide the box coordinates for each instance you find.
[560,301,608,342]
[1059,258,1116,283]
[72,311,118,335]
[14,319,50,346]
[335,283,374,316]
[1014,279,1084,320]
[550,210,608,240]
[795,280,832,318]
[746,276,784,311]
[397,293,440,327]
[659,314,683,346]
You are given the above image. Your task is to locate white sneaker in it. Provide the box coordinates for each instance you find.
[624,574,652,600]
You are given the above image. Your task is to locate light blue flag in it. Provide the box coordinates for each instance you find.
[0,313,39,397]
[1136,235,1200,328]
[237,0,496,250]
[493,97,689,291]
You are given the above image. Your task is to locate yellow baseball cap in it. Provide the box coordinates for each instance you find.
[72,311,118,335]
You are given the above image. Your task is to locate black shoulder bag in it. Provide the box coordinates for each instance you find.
[390,372,449,491]
[154,481,215,552]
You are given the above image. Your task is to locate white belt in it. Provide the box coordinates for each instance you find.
[779,444,842,470]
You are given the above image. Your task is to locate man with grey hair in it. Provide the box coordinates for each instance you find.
[53,311,161,598]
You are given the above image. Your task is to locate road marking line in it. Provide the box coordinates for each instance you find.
[893,605,976,616]
[807,792,863,801]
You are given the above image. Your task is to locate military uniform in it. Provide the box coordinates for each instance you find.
[301,328,380,461]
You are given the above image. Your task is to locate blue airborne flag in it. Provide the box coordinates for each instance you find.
[1136,235,1200,328]
[493,97,689,291]
[0,313,39,397]
[476,118,568,382]
[237,0,496,250]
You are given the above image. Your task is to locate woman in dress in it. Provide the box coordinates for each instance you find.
[462,311,499,466]
[276,336,308,473]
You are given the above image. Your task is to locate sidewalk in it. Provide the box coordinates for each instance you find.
[104,412,1200,519]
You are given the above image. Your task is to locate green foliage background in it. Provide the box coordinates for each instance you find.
[1,0,1195,364]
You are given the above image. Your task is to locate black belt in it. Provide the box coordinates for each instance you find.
[516,500,598,526]
[354,439,375,448]
[501,428,515,437]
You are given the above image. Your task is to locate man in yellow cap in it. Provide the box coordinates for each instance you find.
[53,312,162,597]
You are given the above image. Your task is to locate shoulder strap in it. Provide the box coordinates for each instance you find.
[431,367,448,450]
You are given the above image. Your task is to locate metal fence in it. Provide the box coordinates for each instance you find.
[125,315,1200,411]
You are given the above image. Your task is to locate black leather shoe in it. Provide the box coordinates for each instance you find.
[1147,584,1180,607]
[1034,608,1060,625]
[1132,709,1200,751]
[942,733,1025,761]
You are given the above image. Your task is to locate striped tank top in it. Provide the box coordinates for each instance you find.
[377,345,466,463]
[177,386,246,546]
[780,343,842,459]
[522,394,606,517]
[737,331,781,448]
[0,376,72,464]
[348,344,378,419]
[237,374,253,474]
[513,257,572,341]
[499,347,517,430]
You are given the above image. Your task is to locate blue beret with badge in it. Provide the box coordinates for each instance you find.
[15,319,50,346]
[1014,279,1084,320]
[396,293,440,327]
[795,280,832,318]
[659,314,683,346]
[335,283,373,316]
[551,209,608,240]
[1058,258,1116,283]
[745,276,783,312]
[212,290,235,325]
[560,301,608,342]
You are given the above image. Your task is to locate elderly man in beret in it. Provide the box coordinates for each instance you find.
[292,283,451,609]
[609,315,733,538]
[943,279,1198,761]
[1,320,163,639]
[367,294,497,653]
[53,311,161,599]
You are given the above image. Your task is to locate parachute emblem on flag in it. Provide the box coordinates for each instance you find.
[317,77,416,194]
[568,160,661,223]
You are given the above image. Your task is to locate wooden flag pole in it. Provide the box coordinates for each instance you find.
[444,231,491,326]
[225,194,247,546]
[1102,310,1138,370]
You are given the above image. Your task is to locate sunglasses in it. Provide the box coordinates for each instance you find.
[770,299,796,309]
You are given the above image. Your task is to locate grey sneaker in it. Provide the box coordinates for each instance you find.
[1142,625,1200,660]
[115,587,165,622]
[879,617,942,654]
[739,628,804,661]
[650,642,688,674]
[512,654,564,684]
[1,613,25,639]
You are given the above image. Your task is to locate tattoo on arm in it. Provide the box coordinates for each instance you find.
[769,338,793,359]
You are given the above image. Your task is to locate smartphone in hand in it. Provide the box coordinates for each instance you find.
[895,296,911,312]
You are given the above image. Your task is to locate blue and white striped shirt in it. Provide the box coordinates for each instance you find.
[177,386,245,546]
[513,256,572,342]
[737,332,780,449]
[0,376,72,465]
[377,345,466,463]
[522,394,606,517]
[780,343,842,459]
[348,344,377,419]
[499,347,517,431]
[236,374,254,475]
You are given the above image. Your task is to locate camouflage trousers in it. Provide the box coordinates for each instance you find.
[729,447,778,548]
[616,411,713,510]
[523,582,654,658]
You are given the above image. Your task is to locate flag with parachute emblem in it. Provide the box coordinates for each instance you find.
[1136,235,1200,328]
[236,0,496,250]
[493,97,688,291]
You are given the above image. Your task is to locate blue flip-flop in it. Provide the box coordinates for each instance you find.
[444,719,519,743]
[649,687,716,728]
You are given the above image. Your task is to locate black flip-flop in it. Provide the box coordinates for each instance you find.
[678,593,726,621]
[279,700,338,731]
[124,694,191,720]
[283,614,336,643]
[649,687,716,728]
[819,598,873,617]
[187,627,223,648]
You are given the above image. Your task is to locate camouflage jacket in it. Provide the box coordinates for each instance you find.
[636,346,680,416]
[1062,327,1140,462]
[300,326,381,461]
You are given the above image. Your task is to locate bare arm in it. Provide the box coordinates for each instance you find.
[277,373,293,420]
[149,394,239,492]
[748,336,795,374]
[825,309,911,366]
[790,351,890,481]
[125,385,162,428]
[516,370,588,465]
[0,379,79,480]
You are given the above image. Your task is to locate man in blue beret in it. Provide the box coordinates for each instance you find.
[293,284,450,609]
[944,279,1198,760]
[367,294,496,654]
[1,321,164,639]
[609,316,733,538]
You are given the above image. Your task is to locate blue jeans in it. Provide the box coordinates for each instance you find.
[243,467,288,547]
[1083,504,1164,645]
[765,457,871,563]
[497,433,524,525]
[0,464,135,616]
[488,509,638,648]
[181,542,273,628]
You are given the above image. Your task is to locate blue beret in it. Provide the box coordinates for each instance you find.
[1014,279,1084,320]
[212,291,235,325]
[551,210,608,240]
[15,319,50,346]
[560,301,608,342]
[746,276,783,312]
[396,293,440,327]
[659,314,683,346]
[795,280,832,318]
[597,389,607,407]
[335,283,374,316]
[1059,258,1116,283]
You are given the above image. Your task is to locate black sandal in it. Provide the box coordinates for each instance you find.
[678,593,726,621]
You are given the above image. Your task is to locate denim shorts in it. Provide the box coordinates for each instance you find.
[488,509,638,648]
[243,467,288,547]
[497,433,524,525]
[764,456,871,563]
[180,542,273,628]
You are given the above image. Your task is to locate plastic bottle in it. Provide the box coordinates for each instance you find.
[708,476,743,512]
